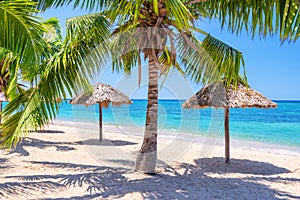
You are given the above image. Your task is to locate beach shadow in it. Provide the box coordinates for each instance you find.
[4,161,300,200]
[35,130,65,134]
[0,158,8,164]
[0,181,63,198]
[0,158,11,170]
[4,162,128,198]
[105,159,136,167]
[77,139,137,146]
[26,161,103,171]
[9,138,77,156]
[194,157,291,175]
[33,171,300,200]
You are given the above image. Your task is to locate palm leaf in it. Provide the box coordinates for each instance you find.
[201,34,246,88]
[193,0,300,42]
[107,0,141,25]
[159,46,184,76]
[110,28,139,73]
[0,0,50,66]
[37,0,112,12]
[177,33,216,84]
[165,0,193,30]
[177,33,245,87]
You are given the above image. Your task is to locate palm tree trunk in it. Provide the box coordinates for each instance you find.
[135,51,158,173]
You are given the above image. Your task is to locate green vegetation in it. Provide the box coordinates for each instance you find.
[0,1,110,147]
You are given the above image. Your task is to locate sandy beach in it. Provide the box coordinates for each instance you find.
[1,123,300,199]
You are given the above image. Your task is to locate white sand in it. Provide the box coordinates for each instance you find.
[0,123,300,199]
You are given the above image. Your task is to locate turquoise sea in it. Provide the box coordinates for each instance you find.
[55,100,300,148]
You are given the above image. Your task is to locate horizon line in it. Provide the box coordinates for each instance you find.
[62,98,300,101]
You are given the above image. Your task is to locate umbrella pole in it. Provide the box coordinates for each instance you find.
[224,107,230,163]
[99,102,103,142]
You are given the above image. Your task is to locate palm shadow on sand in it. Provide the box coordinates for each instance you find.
[8,138,78,156]
[76,139,137,146]
[2,159,300,200]
[30,130,65,134]
[193,157,291,175]
[7,137,137,157]
[0,158,11,170]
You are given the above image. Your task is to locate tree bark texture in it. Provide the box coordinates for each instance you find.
[135,51,159,173]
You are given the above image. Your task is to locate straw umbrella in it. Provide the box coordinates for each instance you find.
[183,81,277,163]
[70,83,132,142]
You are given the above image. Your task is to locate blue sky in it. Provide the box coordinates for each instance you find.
[39,6,300,100]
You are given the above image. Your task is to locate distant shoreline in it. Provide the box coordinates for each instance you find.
[60,99,300,102]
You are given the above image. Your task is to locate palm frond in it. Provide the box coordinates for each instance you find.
[66,13,110,39]
[201,34,245,88]
[22,17,63,86]
[106,0,142,25]
[177,33,245,87]
[164,0,194,30]
[159,47,184,76]
[194,0,300,42]
[0,50,30,100]
[42,17,63,48]
[110,28,139,73]
[0,0,50,66]
[64,13,111,81]
[37,0,112,12]
[177,33,218,84]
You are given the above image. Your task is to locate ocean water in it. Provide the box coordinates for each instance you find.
[55,100,300,148]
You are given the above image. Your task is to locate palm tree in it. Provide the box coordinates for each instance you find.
[0,0,57,145]
[0,0,49,98]
[8,0,300,174]
[0,1,111,147]
[0,0,67,102]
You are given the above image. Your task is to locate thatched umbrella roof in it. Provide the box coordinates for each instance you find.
[70,83,132,107]
[183,81,277,109]
[70,83,132,141]
[183,81,277,163]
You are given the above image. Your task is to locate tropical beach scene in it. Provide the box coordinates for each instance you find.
[0,0,300,199]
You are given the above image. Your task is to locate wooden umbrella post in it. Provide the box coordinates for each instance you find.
[99,102,103,142]
[224,107,230,163]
